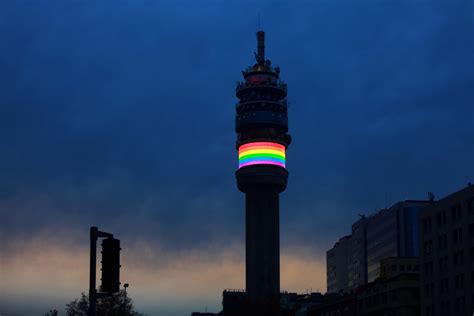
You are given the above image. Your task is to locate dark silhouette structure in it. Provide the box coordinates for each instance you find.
[235,30,291,315]
[89,227,121,316]
[419,184,474,316]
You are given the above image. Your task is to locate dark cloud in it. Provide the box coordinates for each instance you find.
[0,0,473,313]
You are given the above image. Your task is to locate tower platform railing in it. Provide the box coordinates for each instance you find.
[236,80,287,94]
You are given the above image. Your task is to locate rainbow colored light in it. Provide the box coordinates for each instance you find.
[238,142,286,169]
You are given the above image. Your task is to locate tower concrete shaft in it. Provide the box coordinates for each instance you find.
[246,187,280,315]
[235,31,291,316]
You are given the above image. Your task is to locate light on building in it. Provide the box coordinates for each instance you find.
[238,141,286,169]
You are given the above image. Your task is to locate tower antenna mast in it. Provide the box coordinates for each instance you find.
[257,12,261,31]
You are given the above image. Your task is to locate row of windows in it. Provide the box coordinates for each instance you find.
[433,224,474,243]
[423,225,474,256]
[423,250,473,276]
[391,263,419,272]
[423,240,433,255]
[422,198,474,234]
[359,288,419,310]
[424,271,474,297]
[425,296,467,316]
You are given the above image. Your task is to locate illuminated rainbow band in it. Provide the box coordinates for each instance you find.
[238,141,286,169]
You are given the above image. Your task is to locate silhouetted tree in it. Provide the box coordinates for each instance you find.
[65,290,145,316]
[44,310,58,316]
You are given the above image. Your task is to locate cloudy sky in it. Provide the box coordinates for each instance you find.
[0,0,473,315]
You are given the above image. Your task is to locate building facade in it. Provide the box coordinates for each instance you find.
[348,216,368,289]
[367,201,429,283]
[328,200,429,293]
[327,236,352,293]
[307,292,358,316]
[358,257,420,316]
[420,184,474,316]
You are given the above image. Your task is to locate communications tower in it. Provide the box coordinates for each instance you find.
[235,30,291,315]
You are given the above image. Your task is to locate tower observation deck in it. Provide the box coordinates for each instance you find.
[235,30,291,316]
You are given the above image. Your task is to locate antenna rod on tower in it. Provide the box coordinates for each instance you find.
[257,12,261,31]
[257,30,265,64]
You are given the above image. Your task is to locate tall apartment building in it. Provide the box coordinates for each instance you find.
[420,184,474,316]
[327,235,351,293]
[366,200,429,282]
[327,200,430,292]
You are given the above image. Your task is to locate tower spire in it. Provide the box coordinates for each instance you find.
[257,12,261,31]
[256,30,265,65]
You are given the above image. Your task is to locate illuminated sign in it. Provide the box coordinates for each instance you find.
[238,142,286,169]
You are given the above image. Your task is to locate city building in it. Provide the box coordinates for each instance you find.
[348,216,368,289]
[234,29,291,315]
[366,200,429,283]
[280,292,325,316]
[315,257,420,316]
[328,200,430,293]
[307,292,358,316]
[327,235,352,293]
[357,257,420,316]
[222,290,325,316]
[222,289,246,316]
[420,184,474,316]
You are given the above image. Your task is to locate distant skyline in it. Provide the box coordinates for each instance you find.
[1,0,473,315]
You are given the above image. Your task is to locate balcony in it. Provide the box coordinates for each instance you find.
[235,110,288,132]
[236,99,288,110]
[236,80,287,98]
[242,65,280,77]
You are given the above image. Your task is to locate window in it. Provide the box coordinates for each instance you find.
[438,233,448,250]
[424,240,433,256]
[426,304,435,316]
[437,211,447,226]
[390,290,398,302]
[423,217,432,234]
[453,227,463,244]
[454,296,465,313]
[439,278,449,294]
[438,256,448,272]
[440,300,451,315]
[467,198,473,214]
[451,204,462,221]
[425,283,432,297]
[455,274,464,290]
[454,251,464,266]
[424,262,433,275]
